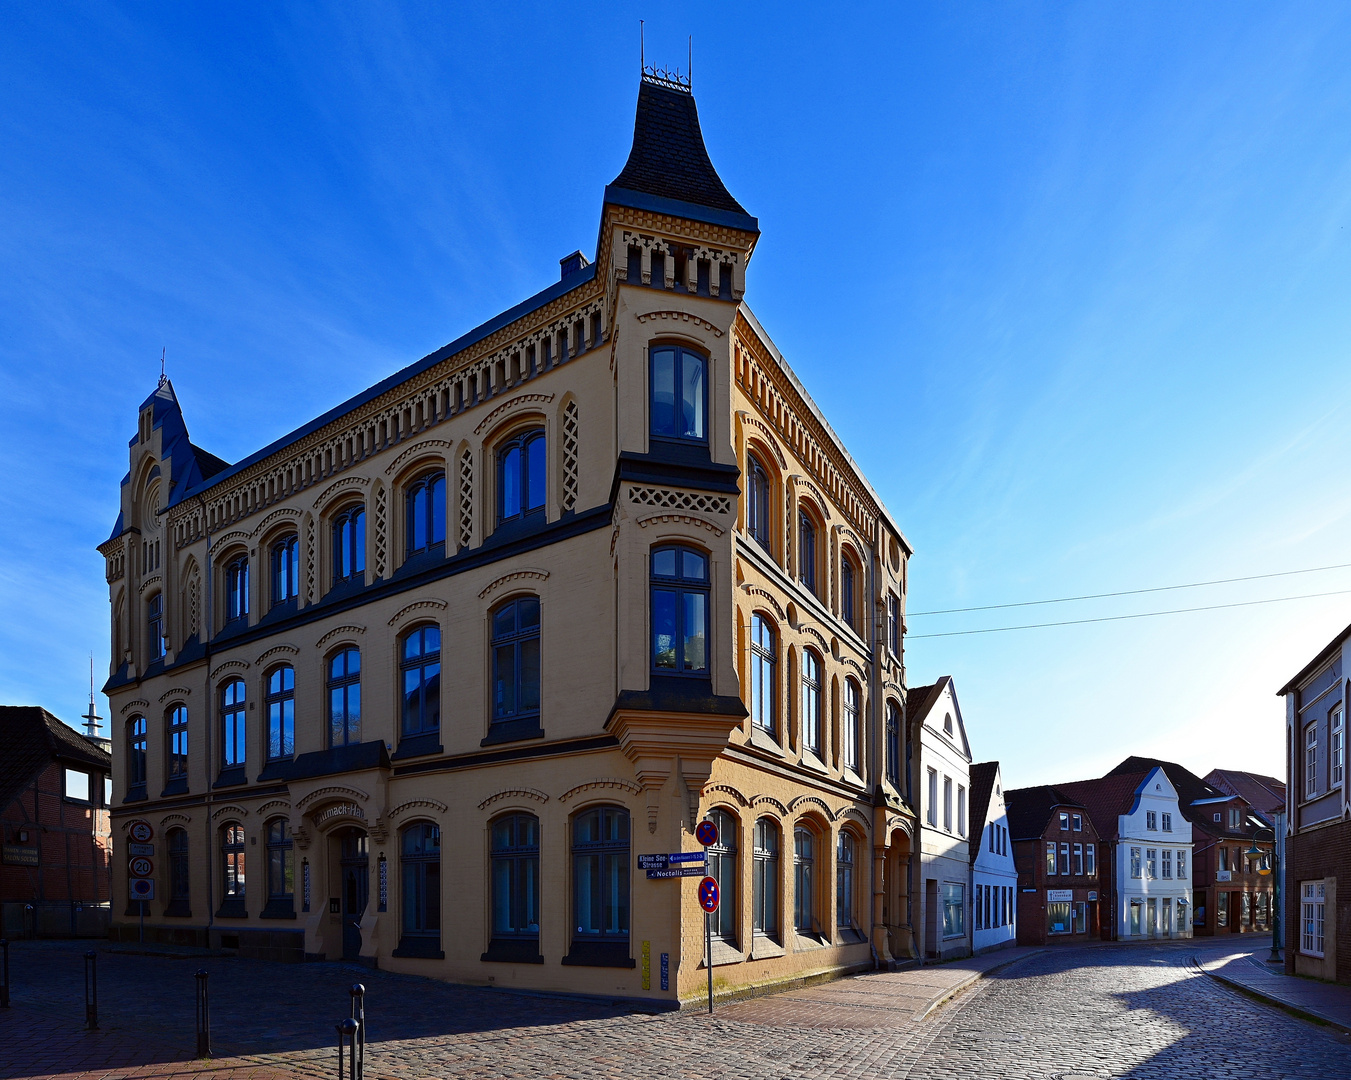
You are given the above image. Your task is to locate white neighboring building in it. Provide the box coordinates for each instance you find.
[1064,765,1194,940]
[909,677,972,961]
[968,761,1018,954]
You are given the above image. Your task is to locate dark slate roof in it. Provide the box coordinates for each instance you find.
[1056,772,1151,843]
[967,761,999,861]
[1004,784,1086,841]
[1203,769,1286,816]
[905,681,940,724]
[192,443,231,480]
[0,706,111,809]
[1277,617,1351,695]
[1105,756,1235,833]
[610,78,748,217]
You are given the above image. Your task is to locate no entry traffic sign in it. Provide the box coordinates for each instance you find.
[695,820,718,847]
[698,876,719,913]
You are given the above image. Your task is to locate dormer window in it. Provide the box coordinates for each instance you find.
[649,345,706,443]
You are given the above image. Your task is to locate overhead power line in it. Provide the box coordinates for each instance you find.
[906,562,1351,617]
[907,587,1351,639]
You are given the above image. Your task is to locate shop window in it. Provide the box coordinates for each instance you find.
[1301,881,1325,956]
[942,883,965,939]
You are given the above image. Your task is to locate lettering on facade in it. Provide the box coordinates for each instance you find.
[314,802,365,826]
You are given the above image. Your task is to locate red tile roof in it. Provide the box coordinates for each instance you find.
[1055,772,1152,842]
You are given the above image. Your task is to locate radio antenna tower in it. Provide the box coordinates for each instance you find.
[81,654,103,738]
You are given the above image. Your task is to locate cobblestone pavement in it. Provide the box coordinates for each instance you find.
[2,940,1349,1079]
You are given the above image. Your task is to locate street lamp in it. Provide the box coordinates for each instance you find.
[1251,826,1279,963]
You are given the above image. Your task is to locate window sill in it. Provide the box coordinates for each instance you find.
[215,899,248,920]
[259,898,297,920]
[162,899,192,919]
[160,778,189,797]
[481,719,544,747]
[793,932,827,950]
[123,785,147,804]
[213,767,247,790]
[481,938,544,964]
[392,733,443,760]
[703,938,744,967]
[562,941,635,968]
[256,759,294,782]
[748,725,784,755]
[749,934,785,959]
[393,936,445,959]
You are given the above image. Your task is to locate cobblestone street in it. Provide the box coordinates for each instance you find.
[2,940,1348,1079]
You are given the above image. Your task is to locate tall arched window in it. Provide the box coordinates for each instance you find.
[801,649,822,755]
[837,832,856,932]
[794,826,815,935]
[491,597,540,731]
[400,625,441,739]
[405,471,446,555]
[165,705,189,785]
[750,614,777,734]
[488,814,540,961]
[146,593,165,661]
[266,665,295,761]
[126,716,147,798]
[747,453,772,551]
[166,827,190,916]
[752,818,780,940]
[497,428,546,524]
[219,680,246,773]
[328,648,362,747]
[265,819,294,911]
[220,823,246,914]
[649,345,706,443]
[886,700,902,788]
[570,806,630,963]
[843,678,861,774]
[400,823,441,951]
[333,505,366,583]
[798,510,817,594]
[224,554,249,622]
[270,534,299,606]
[650,545,709,674]
[707,810,737,944]
[840,555,856,630]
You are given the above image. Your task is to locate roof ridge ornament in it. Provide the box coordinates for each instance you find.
[639,22,692,93]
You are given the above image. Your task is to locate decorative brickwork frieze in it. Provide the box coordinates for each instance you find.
[628,487,732,516]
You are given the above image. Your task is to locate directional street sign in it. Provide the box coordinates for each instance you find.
[695,821,718,847]
[638,851,707,877]
[646,865,707,879]
[698,876,719,913]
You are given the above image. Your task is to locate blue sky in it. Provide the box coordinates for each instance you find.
[3,5,1350,787]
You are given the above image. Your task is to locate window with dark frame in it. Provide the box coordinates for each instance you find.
[405,471,446,555]
[798,510,817,594]
[224,554,249,622]
[793,827,815,934]
[332,505,366,583]
[327,648,362,747]
[270,534,299,606]
[168,828,190,906]
[886,701,902,788]
[401,822,441,940]
[497,429,546,524]
[490,814,539,947]
[840,556,856,629]
[750,613,777,733]
[887,592,900,654]
[166,705,188,780]
[650,545,709,674]
[221,823,246,901]
[219,680,246,770]
[127,716,147,791]
[801,650,822,755]
[649,345,707,443]
[571,806,630,953]
[490,597,540,728]
[836,832,855,930]
[843,678,860,774]
[752,817,780,940]
[147,593,165,661]
[707,809,737,944]
[266,819,294,900]
[266,665,295,760]
[746,454,772,552]
[400,625,442,737]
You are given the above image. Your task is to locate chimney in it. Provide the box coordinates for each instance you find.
[559,250,590,279]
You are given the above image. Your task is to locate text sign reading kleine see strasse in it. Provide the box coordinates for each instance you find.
[638,852,707,879]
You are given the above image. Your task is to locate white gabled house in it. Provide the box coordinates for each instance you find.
[968,761,1018,953]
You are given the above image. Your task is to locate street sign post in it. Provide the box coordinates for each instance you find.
[698,876,719,1014]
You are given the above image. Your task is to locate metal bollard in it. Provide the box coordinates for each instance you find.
[336,1017,359,1080]
[84,951,98,1030]
[1,938,9,1008]
[349,983,366,1080]
[24,905,34,941]
[194,970,211,1058]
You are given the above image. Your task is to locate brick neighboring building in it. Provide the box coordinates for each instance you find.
[1204,769,1285,825]
[1278,620,1350,985]
[1005,785,1102,944]
[0,706,113,937]
[1107,756,1275,938]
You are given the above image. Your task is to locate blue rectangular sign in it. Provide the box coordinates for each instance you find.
[646,865,708,879]
[668,852,707,863]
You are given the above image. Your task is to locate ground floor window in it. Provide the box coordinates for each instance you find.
[1240,890,1252,927]
[1216,891,1229,928]
[1074,901,1087,934]
[942,882,965,939]
[401,823,441,940]
[1048,901,1072,935]
[490,814,539,943]
[753,818,780,940]
[1129,899,1142,936]
[1256,890,1270,929]
[1301,881,1325,957]
[572,806,630,951]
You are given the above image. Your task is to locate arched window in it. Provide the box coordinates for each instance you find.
[270,534,299,606]
[328,648,362,747]
[649,345,706,443]
[126,716,147,797]
[707,809,737,944]
[886,700,902,788]
[401,823,441,946]
[224,554,249,622]
[400,625,441,738]
[489,814,540,960]
[798,510,817,594]
[220,823,246,908]
[794,826,815,934]
[405,471,446,555]
[165,705,188,784]
[750,614,777,734]
[166,827,190,915]
[840,556,856,630]
[801,649,822,755]
[837,832,856,931]
[570,806,630,961]
[266,819,294,903]
[219,679,246,772]
[333,505,366,583]
[747,453,772,551]
[146,593,165,661]
[843,678,861,774]
[752,818,780,940]
[490,597,540,730]
[650,545,709,674]
[266,665,295,761]
[497,428,546,524]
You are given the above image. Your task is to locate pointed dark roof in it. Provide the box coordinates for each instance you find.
[0,707,111,809]
[967,761,999,862]
[1203,769,1286,816]
[905,681,940,723]
[606,78,756,232]
[1105,756,1233,832]
[1004,784,1088,841]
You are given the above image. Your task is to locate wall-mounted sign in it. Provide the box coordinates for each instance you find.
[128,820,153,843]
[302,861,311,912]
[314,802,365,826]
[128,843,154,857]
[1088,891,1098,901]
[1047,889,1074,902]
[378,855,388,912]
[1,845,39,866]
[1215,870,1232,882]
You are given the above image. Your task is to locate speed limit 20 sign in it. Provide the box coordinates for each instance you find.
[129,856,154,877]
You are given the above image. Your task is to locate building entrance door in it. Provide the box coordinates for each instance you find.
[1146,897,1158,936]
[339,828,369,961]
[1161,897,1172,936]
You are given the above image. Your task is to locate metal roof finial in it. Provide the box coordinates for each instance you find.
[158,347,167,388]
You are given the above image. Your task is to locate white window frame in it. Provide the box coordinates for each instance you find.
[1161,812,1172,832]
[1162,849,1173,879]
[1305,722,1318,799]
[1146,811,1157,831]
[943,776,952,832]
[1301,881,1326,958]
[1130,846,1142,879]
[1176,848,1187,879]
[926,768,938,827]
[1146,848,1157,879]
[1086,843,1096,876]
[957,785,967,837]
[1333,707,1344,788]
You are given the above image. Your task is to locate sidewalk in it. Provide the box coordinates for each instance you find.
[715,945,1045,1028]
[1193,942,1351,1033]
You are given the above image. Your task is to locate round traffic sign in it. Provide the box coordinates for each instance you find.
[695,820,718,847]
[129,878,153,898]
[128,820,153,843]
[698,876,719,913]
[129,856,154,877]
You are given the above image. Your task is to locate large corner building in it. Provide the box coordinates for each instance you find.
[100,74,920,1003]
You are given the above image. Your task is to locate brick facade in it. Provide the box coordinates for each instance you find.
[1285,818,1350,984]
